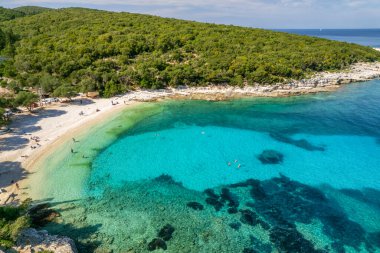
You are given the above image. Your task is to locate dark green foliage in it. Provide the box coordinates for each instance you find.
[53,84,77,100]
[0,6,50,22]
[0,95,15,126]
[0,7,24,22]
[0,7,379,96]
[13,6,51,16]
[14,91,39,111]
[0,203,31,248]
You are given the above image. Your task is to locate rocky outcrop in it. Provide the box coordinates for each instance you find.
[119,61,380,102]
[13,228,77,253]
[258,150,284,164]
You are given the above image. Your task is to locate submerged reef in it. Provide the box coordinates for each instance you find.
[186,201,204,211]
[270,132,325,151]
[148,238,167,251]
[257,150,284,164]
[44,175,380,253]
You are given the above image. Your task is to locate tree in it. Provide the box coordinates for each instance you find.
[53,84,77,100]
[14,91,39,112]
[40,73,60,94]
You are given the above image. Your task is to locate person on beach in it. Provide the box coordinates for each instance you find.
[16,183,20,190]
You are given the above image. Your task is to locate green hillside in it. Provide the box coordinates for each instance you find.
[1,7,380,97]
[13,6,51,16]
[0,6,50,22]
[0,7,24,22]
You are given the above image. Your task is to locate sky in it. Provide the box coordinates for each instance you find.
[1,0,380,29]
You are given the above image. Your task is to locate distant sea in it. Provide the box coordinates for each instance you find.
[276,29,380,47]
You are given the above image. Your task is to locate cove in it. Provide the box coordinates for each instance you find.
[28,80,380,253]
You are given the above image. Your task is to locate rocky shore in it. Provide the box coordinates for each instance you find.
[0,229,77,253]
[123,61,380,101]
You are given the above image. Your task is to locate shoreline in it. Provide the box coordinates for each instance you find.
[1,61,380,204]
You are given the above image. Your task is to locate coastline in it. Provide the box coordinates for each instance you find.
[0,98,140,204]
[1,61,380,204]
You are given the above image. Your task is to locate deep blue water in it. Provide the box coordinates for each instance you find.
[35,80,380,252]
[276,29,380,47]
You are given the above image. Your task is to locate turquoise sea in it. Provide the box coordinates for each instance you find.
[29,80,380,252]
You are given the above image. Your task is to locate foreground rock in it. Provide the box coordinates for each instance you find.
[14,228,77,253]
[258,150,284,164]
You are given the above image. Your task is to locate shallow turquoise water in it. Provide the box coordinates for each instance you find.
[90,81,380,193]
[33,80,380,253]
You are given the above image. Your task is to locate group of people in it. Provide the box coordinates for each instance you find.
[30,135,41,149]
[227,159,241,168]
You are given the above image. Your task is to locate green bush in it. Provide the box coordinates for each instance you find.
[0,205,31,248]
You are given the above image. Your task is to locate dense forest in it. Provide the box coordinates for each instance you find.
[0,6,50,22]
[0,7,380,104]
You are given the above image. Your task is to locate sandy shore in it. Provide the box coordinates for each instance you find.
[0,97,138,204]
[1,61,380,204]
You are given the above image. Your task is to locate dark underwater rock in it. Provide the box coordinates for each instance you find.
[270,132,325,151]
[258,150,284,164]
[228,207,238,214]
[148,238,167,251]
[269,226,324,253]
[221,188,239,208]
[321,214,365,250]
[229,222,241,230]
[239,209,270,229]
[204,188,224,211]
[257,219,271,230]
[205,197,224,211]
[153,174,183,187]
[368,232,380,248]
[242,248,258,253]
[204,188,219,199]
[229,179,261,188]
[240,209,259,226]
[158,224,175,241]
[245,202,255,208]
[186,201,204,211]
[249,181,267,200]
[340,188,380,209]
[250,176,370,251]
